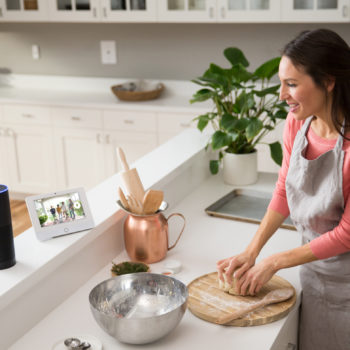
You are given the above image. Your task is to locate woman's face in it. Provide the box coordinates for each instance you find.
[279,56,330,121]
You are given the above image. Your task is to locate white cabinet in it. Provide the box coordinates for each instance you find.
[103,109,157,176]
[48,0,100,22]
[0,104,55,193]
[52,107,105,190]
[48,0,156,22]
[281,0,349,22]
[0,0,48,21]
[158,0,217,22]
[100,0,157,22]
[157,111,198,144]
[217,0,281,22]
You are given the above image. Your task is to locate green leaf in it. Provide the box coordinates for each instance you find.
[209,160,220,174]
[224,48,249,67]
[269,141,283,166]
[230,63,252,83]
[246,118,263,141]
[190,88,214,103]
[274,109,288,119]
[235,118,250,131]
[253,84,280,97]
[254,57,281,80]
[211,131,232,150]
[220,113,237,132]
[234,91,255,114]
[197,114,210,131]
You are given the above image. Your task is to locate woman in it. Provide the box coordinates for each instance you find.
[217,29,350,350]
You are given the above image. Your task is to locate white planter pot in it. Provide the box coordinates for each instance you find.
[223,151,258,186]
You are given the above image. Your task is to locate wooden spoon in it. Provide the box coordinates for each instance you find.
[142,189,164,215]
[118,187,129,211]
[215,288,294,325]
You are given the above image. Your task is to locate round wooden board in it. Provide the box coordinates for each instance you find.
[187,272,296,327]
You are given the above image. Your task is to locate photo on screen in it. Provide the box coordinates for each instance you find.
[34,192,86,227]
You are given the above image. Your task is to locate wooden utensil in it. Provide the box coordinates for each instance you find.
[188,272,296,327]
[142,189,164,215]
[116,147,145,203]
[118,187,130,210]
[215,288,294,325]
[127,194,143,215]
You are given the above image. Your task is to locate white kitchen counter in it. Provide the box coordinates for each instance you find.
[0,74,210,112]
[2,129,302,350]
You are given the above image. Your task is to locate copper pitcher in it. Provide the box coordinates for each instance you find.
[123,210,185,264]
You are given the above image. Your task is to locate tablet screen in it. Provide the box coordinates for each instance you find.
[34,191,86,227]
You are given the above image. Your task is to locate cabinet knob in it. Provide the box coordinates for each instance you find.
[342,5,348,17]
[71,116,81,121]
[221,6,225,18]
[22,113,34,118]
[209,6,214,18]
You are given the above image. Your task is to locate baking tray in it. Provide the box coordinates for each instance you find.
[205,189,295,230]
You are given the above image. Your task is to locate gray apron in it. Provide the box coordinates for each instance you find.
[285,116,350,350]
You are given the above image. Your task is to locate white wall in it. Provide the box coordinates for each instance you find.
[0,22,349,80]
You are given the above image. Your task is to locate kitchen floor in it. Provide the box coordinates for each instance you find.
[10,200,31,237]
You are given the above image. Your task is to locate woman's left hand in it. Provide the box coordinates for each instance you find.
[238,256,277,296]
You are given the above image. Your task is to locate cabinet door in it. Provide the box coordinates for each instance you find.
[281,0,349,22]
[3,124,56,193]
[54,128,106,190]
[0,0,48,21]
[217,0,280,22]
[48,0,100,21]
[104,131,157,177]
[100,0,157,22]
[157,0,217,22]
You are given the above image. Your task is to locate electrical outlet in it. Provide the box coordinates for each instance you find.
[32,45,40,60]
[100,41,117,64]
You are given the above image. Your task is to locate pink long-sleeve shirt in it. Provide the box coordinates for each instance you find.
[268,113,350,259]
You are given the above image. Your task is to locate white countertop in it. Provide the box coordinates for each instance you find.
[4,129,301,350]
[0,74,210,112]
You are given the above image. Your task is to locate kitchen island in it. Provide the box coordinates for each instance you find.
[1,129,301,350]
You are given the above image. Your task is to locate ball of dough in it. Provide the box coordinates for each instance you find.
[218,273,240,295]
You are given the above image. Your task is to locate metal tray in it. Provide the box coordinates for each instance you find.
[205,189,295,230]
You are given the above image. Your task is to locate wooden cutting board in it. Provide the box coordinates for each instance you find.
[188,272,296,327]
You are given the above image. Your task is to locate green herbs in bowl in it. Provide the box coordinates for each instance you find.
[111,261,150,277]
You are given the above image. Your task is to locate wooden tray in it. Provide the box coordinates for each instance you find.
[205,189,295,230]
[188,272,296,327]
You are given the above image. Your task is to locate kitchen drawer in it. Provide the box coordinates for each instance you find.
[3,104,51,125]
[157,112,196,132]
[103,110,157,132]
[52,107,103,129]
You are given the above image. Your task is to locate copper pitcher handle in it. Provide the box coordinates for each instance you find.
[167,213,186,251]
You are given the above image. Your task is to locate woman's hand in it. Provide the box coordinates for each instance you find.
[238,257,277,296]
[216,250,256,285]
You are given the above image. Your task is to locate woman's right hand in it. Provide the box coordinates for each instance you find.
[216,250,256,285]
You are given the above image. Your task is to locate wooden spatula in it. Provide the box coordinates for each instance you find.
[215,288,294,325]
[142,189,164,215]
[116,147,145,203]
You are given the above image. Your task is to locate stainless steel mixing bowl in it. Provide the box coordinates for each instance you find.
[89,273,188,344]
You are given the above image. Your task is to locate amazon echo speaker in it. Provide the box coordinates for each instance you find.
[0,185,16,269]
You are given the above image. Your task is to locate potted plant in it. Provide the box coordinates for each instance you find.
[190,47,288,185]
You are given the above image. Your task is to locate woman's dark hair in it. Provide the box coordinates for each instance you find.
[282,28,350,137]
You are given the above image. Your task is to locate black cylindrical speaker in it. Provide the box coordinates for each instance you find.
[0,185,16,269]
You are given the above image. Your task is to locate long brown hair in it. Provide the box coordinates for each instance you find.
[282,29,350,137]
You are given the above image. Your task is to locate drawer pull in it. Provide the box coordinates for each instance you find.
[209,6,214,18]
[93,7,97,17]
[221,6,225,18]
[22,113,34,118]
[103,7,107,17]
[0,8,3,17]
[123,120,135,125]
[71,116,81,121]
[180,122,190,127]
[343,5,348,17]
